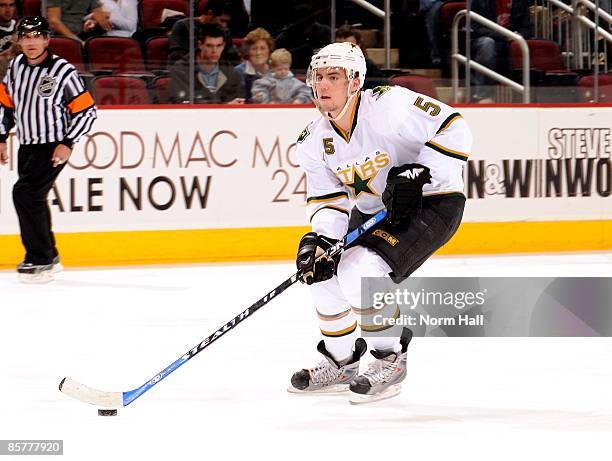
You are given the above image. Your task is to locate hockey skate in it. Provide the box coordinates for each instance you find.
[17,261,54,284]
[288,338,367,394]
[348,328,413,405]
[51,256,63,274]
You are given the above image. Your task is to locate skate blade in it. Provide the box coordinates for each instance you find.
[287,384,350,395]
[348,384,402,405]
[52,263,64,274]
[18,272,54,284]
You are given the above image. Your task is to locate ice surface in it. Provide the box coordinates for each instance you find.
[1,253,611,460]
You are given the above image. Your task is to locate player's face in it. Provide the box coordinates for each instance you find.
[18,32,49,60]
[198,36,225,64]
[313,67,351,115]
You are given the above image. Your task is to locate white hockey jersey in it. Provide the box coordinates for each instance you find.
[295,85,473,240]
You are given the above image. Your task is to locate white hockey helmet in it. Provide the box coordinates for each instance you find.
[306,42,367,89]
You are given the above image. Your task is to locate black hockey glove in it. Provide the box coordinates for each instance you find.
[382,163,432,227]
[296,232,339,285]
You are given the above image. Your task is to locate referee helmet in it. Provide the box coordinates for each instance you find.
[17,16,51,39]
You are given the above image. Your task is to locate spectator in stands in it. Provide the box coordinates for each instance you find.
[234,27,274,102]
[168,0,240,65]
[470,0,531,102]
[82,0,137,38]
[335,24,384,77]
[420,0,443,66]
[170,23,244,104]
[274,4,331,71]
[47,0,96,44]
[224,0,250,38]
[251,48,311,104]
[0,0,17,80]
[0,0,16,50]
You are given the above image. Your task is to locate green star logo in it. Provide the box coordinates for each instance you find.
[346,168,377,198]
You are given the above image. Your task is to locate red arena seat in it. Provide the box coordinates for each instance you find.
[140,0,189,29]
[152,76,171,104]
[93,76,151,105]
[440,2,466,33]
[579,73,612,103]
[86,37,146,74]
[510,39,564,72]
[391,75,438,99]
[146,36,170,71]
[23,0,41,16]
[197,0,209,14]
[49,37,85,73]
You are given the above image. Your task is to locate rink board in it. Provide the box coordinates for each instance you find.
[0,104,611,267]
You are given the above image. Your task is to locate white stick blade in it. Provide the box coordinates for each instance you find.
[59,377,123,408]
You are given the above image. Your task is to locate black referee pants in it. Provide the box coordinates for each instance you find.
[12,142,65,265]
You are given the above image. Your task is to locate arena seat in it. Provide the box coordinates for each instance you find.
[510,39,578,102]
[440,2,466,33]
[140,0,189,30]
[232,37,244,50]
[146,36,170,72]
[578,73,612,103]
[152,76,171,104]
[49,37,85,73]
[86,37,147,74]
[391,75,438,99]
[510,39,565,72]
[197,0,209,14]
[23,0,41,16]
[92,76,151,105]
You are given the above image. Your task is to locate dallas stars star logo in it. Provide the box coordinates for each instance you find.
[347,169,377,198]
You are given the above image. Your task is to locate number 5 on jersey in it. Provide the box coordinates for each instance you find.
[323,138,335,155]
[414,96,441,116]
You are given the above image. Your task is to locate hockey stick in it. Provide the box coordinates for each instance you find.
[59,209,387,408]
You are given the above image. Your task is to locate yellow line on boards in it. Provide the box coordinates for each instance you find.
[0,220,611,268]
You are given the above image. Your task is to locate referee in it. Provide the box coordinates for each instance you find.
[0,16,97,282]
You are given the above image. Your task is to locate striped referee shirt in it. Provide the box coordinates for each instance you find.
[0,53,97,146]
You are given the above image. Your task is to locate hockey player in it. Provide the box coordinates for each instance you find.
[289,42,472,403]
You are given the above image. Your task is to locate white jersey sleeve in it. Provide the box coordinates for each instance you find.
[295,122,351,240]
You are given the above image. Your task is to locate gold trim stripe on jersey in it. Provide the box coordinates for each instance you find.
[330,92,362,143]
[306,191,349,204]
[425,140,469,161]
[436,112,462,135]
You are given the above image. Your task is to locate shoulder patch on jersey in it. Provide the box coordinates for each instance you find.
[297,124,311,144]
[372,85,392,101]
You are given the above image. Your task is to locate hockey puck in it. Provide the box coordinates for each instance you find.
[98,409,118,416]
